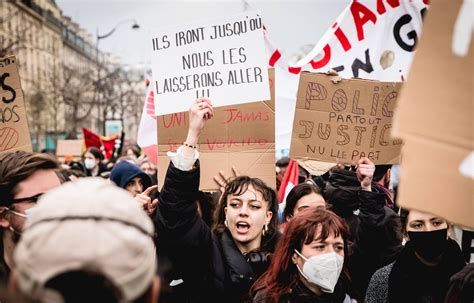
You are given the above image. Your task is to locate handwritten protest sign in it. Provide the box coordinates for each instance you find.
[0,56,32,154]
[393,0,473,228]
[150,10,270,116]
[157,69,275,191]
[290,72,402,164]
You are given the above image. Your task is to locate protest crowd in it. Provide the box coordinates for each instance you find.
[0,96,472,303]
[0,0,473,303]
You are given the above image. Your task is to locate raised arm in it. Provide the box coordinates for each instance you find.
[156,98,214,234]
[352,157,403,296]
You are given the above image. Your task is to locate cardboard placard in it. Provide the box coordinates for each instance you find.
[0,56,32,154]
[150,10,270,116]
[393,0,473,228]
[56,140,83,157]
[290,72,402,165]
[157,69,275,191]
[297,159,336,177]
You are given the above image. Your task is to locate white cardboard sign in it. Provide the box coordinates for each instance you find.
[150,11,270,116]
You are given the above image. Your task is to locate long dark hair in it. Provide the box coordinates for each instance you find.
[250,207,351,302]
[213,176,278,252]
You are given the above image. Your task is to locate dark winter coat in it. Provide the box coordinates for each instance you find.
[365,239,466,303]
[155,161,273,303]
[322,168,403,299]
[253,280,356,303]
[85,161,108,177]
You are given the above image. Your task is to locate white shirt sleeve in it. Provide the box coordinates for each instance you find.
[167,145,199,171]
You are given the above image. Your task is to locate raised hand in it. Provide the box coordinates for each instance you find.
[185,98,214,146]
[356,157,375,191]
[213,166,240,193]
[134,185,159,216]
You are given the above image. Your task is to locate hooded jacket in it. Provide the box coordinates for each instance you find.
[110,160,151,190]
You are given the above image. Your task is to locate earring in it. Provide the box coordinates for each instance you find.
[262,224,268,236]
[224,219,228,228]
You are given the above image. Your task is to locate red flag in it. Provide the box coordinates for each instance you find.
[82,127,119,160]
[277,160,299,203]
[101,134,119,160]
[82,127,101,150]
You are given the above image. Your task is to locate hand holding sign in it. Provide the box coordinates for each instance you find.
[186,98,214,145]
[356,157,375,191]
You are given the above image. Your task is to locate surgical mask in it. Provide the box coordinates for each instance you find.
[294,250,344,293]
[408,228,449,262]
[84,158,96,170]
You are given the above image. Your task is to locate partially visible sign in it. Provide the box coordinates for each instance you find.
[299,0,428,81]
[150,10,270,116]
[290,72,402,165]
[105,120,122,137]
[0,56,32,154]
[393,0,473,228]
[157,69,275,191]
[56,139,83,162]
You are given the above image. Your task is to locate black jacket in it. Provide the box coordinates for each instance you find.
[322,168,403,300]
[365,239,467,302]
[253,280,354,303]
[155,161,272,303]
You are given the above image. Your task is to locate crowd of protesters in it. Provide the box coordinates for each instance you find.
[0,98,472,303]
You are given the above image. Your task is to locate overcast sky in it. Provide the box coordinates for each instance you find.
[55,0,349,67]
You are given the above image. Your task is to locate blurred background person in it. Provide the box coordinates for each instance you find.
[83,147,107,177]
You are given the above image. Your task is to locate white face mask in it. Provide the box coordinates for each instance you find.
[84,158,96,170]
[294,250,344,293]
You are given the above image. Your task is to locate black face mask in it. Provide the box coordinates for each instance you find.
[407,228,449,262]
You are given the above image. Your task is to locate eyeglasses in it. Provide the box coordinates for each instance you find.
[10,192,44,204]
[0,193,43,219]
[4,207,29,218]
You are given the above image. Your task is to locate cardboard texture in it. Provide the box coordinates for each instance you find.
[157,69,275,191]
[290,72,402,165]
[297,160,335,177]
[393,0,473,228]
[56,140,83,161]
[0,56,32,155]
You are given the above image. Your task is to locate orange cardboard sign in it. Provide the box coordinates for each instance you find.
[157,69,275,191]
[291,72,402,165]
[0,56,32,154]
[393,0,473,228]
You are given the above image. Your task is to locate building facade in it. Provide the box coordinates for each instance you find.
[0,0,103,150]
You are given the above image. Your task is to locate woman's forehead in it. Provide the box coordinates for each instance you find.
[228,185,265,201]
[408,209,443,222]
[309,224,342,242]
